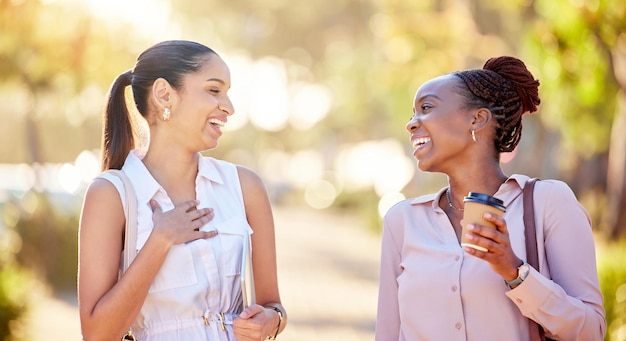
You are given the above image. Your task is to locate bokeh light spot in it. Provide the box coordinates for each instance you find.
[288,150,325,188]
[378,192,406,218]
[58,163,81,194]
[290,83,332,130]
[2,202,20,229]
[304,179,337,209]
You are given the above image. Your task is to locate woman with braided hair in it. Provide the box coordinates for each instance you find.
[375,56,605,340]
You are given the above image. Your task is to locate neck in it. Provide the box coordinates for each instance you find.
[446,187,465,211]
[445,167,508,210]
[142,146,200,199]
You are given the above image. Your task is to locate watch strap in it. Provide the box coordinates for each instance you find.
[505,276,524,288]
[505,262,529,288]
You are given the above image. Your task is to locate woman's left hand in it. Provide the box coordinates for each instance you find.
[233,305,279,341]
[463,213,522,282]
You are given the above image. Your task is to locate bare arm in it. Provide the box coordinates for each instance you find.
[233,166,287,340]
[78,178,215,340]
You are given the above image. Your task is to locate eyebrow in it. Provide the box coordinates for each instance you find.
[416,94,442,102]
[206,78,226,84]
[205,78,231,89]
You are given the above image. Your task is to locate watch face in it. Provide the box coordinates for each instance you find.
[519,263,530,280]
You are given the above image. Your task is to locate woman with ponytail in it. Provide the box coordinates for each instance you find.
[375,56,605,340]
[78,40,286,340]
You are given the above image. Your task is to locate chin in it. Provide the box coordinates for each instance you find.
[416,159,435,173]
[197,140,219,152]
[205,143,219,151]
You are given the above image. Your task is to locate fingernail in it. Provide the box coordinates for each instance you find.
[240,311,249,318]
[467,224,475,230]
[466,233,474,240]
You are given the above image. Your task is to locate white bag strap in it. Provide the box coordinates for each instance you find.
[99,169,138,274]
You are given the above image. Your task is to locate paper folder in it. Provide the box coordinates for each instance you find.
[241,230,255,309]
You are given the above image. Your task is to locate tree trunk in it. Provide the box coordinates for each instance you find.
[603,89,626,239]
[24,89,45,192]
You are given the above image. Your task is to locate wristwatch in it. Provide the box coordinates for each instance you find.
[505,261,530,289]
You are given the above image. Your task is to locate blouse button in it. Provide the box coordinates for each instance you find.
[455,322,462,330]
[454,255,460,261]
[451,285,458,292]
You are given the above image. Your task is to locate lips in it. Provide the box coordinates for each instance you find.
[410,135,431,159]
[208,118,226,127]
[411,136,431,148]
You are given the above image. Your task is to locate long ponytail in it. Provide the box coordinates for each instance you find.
[101,70,134,170]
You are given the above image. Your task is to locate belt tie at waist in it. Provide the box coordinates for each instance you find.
[202,310,237,331]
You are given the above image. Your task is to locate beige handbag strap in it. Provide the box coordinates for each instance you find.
[100,169,138,274]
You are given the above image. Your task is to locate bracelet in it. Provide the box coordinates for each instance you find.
[266,306,283,340]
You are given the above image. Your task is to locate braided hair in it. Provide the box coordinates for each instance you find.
[453,56,540,153]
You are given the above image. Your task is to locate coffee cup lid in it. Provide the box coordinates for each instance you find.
[463,192,506,211]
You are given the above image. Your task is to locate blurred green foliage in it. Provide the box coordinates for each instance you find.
[524,0,624,157]
[12,192,79,293]
[0,266,25,339]
[0,224,41,340]
[597,238,626,341]
[0,191,78,340]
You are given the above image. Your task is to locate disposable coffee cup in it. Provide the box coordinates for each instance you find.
[460,192,506,252]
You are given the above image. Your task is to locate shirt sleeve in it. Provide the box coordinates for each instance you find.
[505,180,606,341]
[375,210,403,341]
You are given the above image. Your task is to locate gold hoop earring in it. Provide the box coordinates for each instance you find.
[471,129,478,142]
[162,107,171,121]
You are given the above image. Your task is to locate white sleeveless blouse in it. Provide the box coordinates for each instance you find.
[103,150,252,340]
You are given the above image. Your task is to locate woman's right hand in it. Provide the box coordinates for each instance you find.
[149,199,216,245]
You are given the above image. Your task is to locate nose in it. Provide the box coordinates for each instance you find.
[218,98,234,116]
[406,114,420,133]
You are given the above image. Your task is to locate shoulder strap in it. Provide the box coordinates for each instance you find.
[523,178,547,341]
[99,169,138,274]
[523,178,539,270]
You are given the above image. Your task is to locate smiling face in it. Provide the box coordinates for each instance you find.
[167,54,234,152]
[406,74,476,173]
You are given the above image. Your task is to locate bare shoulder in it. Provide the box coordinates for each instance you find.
[84,177,124,206]
[86,176,120,194]
[235,165,273,222]
[80,176,125,234]
[236,165,267,192]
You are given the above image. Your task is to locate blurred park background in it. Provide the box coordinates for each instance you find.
[1,0,625,340]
